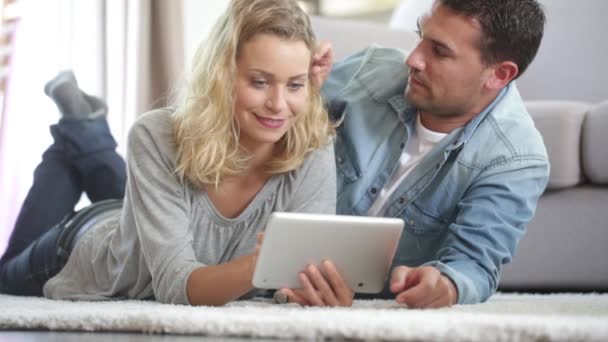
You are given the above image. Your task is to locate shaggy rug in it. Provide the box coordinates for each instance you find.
[1,293,607,341]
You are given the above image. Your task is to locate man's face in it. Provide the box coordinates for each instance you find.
[405,3,495,117]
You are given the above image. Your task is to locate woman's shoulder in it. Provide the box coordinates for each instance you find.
[127,107,178,162]
[289,140,336,183]
[130,107,176,134]
[128,107,176,144]
[307,139,335,164]
[274,139,337,213]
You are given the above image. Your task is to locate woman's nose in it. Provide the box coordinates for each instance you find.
[265,88,287,113]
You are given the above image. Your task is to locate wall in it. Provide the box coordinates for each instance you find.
[517,0,608,103]
[321,0,398,16]
[182,1,229,69]
[389,0,607,103]
[182,1,607,104]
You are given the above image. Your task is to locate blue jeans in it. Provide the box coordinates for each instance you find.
[0,117,126,296]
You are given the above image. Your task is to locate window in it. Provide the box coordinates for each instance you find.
[0,0,18,126]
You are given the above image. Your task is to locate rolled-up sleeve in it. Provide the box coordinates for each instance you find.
[427,156,549,304]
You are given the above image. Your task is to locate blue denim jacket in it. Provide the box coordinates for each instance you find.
[323,46,550,304]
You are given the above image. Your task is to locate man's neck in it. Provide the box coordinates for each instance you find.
[419,91,501,133]
[418,112,470,133]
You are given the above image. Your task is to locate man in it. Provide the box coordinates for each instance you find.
[282,0,550,308]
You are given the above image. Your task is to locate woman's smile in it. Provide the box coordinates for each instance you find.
[253,112,287,129]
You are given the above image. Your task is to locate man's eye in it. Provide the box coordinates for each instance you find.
[414,29,422,38]
[433,46,447,57]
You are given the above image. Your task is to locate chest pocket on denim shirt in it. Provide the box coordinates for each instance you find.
[393,201,448,266]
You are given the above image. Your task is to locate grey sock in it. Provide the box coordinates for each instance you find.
[44,71,93,119]
[83,94,108,120]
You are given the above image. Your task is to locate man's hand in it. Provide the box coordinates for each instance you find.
[278,260,353,307]
[390,266,458,309]
[310,41,334,90]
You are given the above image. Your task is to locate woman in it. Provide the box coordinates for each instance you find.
[0,0,343,306]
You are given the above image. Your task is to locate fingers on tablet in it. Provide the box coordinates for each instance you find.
[255,232,264,245]
[390,265,412,293]
[299,271,325,306]
[321,260,354,304]
[308,265,340,306]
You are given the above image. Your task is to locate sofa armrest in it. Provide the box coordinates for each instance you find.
[583,100,608,184]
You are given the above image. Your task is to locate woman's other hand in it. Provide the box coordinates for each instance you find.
[310,41,334,90]
[277,259,354,307]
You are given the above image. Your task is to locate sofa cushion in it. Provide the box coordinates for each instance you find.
[583,100,608,184]
[526,100,590,190]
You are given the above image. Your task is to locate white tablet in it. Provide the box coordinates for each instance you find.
[252,212,404,294]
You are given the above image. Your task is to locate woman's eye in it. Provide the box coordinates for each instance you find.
[288,83,305,91]
[252,79,267,88]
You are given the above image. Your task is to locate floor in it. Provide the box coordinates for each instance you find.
[3,290,606,341]
[0,331,265,342]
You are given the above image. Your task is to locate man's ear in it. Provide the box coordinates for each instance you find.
[485,61,519,90]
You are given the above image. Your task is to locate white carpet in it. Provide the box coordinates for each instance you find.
[1,293,608,341]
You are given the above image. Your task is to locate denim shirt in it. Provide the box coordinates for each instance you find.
[323,46,550,304]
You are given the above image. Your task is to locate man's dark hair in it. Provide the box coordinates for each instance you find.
[439,0,546,78]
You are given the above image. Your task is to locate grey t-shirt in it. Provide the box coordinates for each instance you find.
[43,108,337,305]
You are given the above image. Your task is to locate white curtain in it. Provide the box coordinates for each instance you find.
[0,0,97,256]
[105,0,185,155]
[0,0,184,255]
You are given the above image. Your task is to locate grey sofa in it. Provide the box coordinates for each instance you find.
[312,17,608,291]
[500,101,608,290]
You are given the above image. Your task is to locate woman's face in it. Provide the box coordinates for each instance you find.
[234,33,311,152]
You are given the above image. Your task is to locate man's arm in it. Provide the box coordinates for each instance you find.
[391,157,550,306]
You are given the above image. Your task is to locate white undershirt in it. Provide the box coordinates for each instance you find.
[367,115,447,216]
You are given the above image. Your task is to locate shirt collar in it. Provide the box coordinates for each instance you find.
[450,84,509,150]
[392,83,511,150]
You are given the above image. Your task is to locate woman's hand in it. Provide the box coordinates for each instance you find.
[248,232,264,279]
[310,41,334,90]
[277,259,354,307]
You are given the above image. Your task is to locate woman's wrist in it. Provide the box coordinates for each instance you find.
[238,253,258,286]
